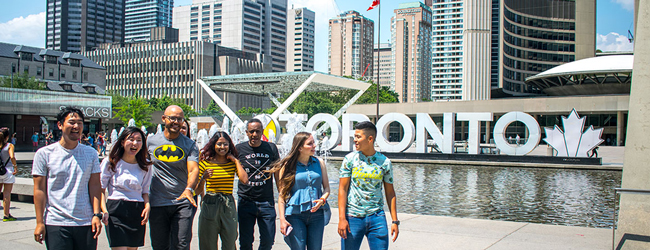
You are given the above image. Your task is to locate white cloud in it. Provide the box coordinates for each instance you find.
[613,0,634,11]
[596,32,634,52]
[0,12,46,48]
[288,0,341,72]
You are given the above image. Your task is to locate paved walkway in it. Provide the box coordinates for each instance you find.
[0,201,611,250]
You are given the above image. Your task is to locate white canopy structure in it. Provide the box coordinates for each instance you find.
[198,71,372,123]
[525,55,633,96]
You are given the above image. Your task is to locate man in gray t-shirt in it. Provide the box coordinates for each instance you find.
[32,107,103,250]
[147,105,200,250]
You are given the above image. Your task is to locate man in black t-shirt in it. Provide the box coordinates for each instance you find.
[236,118,280,250]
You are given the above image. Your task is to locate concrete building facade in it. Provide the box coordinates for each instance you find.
[328,10,374,78]
[173,0,288,72]
[496,0,596,96]
[391,2,433,103]
[286,7,315,72]
[125,0,173,42]
[84,40,271,109]
[461,0,491,100]
[373,43,392,88]
[46,0,125,53]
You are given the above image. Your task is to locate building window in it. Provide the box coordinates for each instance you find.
[84,72,88,81]
[48,68,54,77]
[69,59,80,67]
[61,84,72,91]
[46,55,57,64]
[20,52,33,61]
[23,65,29,73]
[72,70,77,80]
[37,67,42,76]
[11,63,16,73]
[61,69,66,78]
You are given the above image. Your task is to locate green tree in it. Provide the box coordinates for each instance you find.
[149,95,198,118]
[236,107,262,115]
[0,73,46,90]
[114,96,154,128]
[355,83,399,104]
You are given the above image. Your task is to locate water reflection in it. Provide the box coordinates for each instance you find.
[17,161,620,228]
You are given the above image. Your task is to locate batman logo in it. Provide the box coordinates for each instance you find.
[154,145,185,162]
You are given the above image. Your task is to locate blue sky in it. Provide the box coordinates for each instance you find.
[0,0,636,72]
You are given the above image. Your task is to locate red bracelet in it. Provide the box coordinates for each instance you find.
[319,197,326,203]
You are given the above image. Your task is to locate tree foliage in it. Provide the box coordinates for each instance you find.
[0,73,46,90]
[113,95,154,128]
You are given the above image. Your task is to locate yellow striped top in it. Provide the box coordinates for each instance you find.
[199,161,236,194]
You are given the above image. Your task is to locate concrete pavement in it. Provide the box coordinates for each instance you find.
[0,200,611,250]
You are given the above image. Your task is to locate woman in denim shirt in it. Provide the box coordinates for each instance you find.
[270,132,330,250]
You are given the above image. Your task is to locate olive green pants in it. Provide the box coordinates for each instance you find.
[198,193,238,250]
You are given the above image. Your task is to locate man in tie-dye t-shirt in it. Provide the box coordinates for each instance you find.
[338,121,400,250]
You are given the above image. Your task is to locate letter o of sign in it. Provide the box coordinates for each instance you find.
[493,112,541,156]
[305,113,341,151]
[375,113,415,152]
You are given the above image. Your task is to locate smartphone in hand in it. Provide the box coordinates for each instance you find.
[284,226,293,236]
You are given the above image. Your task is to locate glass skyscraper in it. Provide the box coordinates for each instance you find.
[46,0,125,52]
[125,0,173,42]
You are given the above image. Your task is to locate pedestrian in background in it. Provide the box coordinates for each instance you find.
[0,127,18,222]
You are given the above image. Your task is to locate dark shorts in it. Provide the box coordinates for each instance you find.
[45,225,97,250]
[106,199,146,247]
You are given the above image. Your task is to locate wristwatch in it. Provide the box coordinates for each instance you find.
[392,220,400,226]
[93,213,103,220]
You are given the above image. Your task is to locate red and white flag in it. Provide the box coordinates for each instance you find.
[367,0,379,11]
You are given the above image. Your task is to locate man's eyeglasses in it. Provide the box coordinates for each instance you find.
[164,116,185,122]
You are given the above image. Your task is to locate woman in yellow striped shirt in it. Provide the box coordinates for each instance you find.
[196,131,248,250]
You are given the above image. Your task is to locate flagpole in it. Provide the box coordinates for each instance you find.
[375,2,380,123]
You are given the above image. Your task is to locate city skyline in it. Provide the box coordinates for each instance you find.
[0,0,636,72]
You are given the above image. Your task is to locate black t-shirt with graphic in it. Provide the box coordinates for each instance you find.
[236,141,280,202]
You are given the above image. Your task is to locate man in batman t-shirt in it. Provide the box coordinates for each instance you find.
[236,118,280,250]
[147,105,200,250]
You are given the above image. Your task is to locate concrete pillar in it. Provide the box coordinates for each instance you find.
[616,1,650,249]
[617,111,625,146]
[485,121,491,143]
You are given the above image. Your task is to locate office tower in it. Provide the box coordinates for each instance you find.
[373,43,392,88]
[328,10,374,78]
[461,0,491,100]
[496,0,596,96]
[391,3,432,103]
[286,7,315,72]
[46,0,125,53]
[173,0,288,72]
[125,0,173,42]
[84,40,271,109]
[429,0,463,100]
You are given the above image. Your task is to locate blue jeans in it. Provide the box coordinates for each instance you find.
[284,209,325,250]
[238,198,276,250]
[341,210,389,250]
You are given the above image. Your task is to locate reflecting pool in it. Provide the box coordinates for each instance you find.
[16,161,621,228]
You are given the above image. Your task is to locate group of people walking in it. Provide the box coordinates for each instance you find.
[26,104,400,250]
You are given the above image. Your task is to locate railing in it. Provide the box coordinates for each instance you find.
[612,188,650,250]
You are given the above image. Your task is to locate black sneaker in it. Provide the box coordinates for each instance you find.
[3,215,17,222]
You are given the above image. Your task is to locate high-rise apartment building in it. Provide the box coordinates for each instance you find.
[328,10,374,78]
[173,0,288,72]
[391,3,432,103]
[46,0,125,53]
[496,0,595,95]
[428,0,463,100]
[286,7,315,72]
[373,43,392,88]
[125,0,173,42]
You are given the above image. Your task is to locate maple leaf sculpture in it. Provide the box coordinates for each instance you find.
[543,109,604,157]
